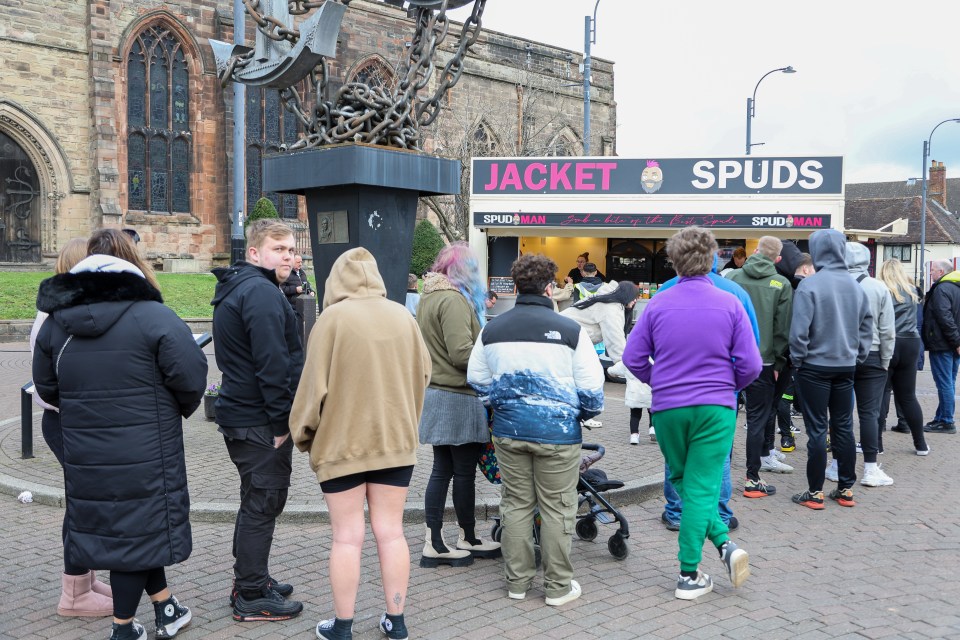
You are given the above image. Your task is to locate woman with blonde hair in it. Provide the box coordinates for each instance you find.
[30,238,115,618]
[876,259,929,456]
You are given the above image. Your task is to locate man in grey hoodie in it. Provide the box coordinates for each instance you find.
[790,230,873,510]
[836,243,895,488]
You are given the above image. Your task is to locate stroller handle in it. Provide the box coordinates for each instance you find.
[582,443,604,455]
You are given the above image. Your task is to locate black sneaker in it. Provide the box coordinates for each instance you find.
[924,421,957,434]
[379,612,409,640]
[725,516,739,531]
[780,435,796,452]
[661,512,680,531]
[233,587,303,622]
[154,595,191,639]
[675,570,712,600]
[316,617,353,639]
[110,620,146,640]
[890,423,910,434]
[229,576,294,606]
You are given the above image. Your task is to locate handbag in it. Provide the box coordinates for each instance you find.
[477,408,501,484]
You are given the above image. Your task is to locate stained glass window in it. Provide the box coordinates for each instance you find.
[246,87,302,219]
[126,25,191,214]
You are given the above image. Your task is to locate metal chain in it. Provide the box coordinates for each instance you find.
[242,0,485,150]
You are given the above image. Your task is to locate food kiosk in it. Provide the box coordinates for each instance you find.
[468,156,845,300]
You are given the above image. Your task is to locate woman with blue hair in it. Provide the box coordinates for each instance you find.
[417,242,501,567]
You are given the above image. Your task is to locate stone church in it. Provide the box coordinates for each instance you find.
[0,0,615,269]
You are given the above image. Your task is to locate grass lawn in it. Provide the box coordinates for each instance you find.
[0,272,218,320]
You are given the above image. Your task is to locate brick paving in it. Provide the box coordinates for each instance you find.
[1,341,959,637]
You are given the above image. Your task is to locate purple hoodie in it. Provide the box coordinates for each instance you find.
[622,275,762,412]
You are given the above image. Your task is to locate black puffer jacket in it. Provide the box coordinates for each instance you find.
[32,269,207,571]
[923,272,960,351]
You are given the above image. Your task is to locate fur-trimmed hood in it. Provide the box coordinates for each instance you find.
[421,272,460,295]
[36,269,163,339]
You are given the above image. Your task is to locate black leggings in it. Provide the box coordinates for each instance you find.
[424,443,482,530]
[110,567,167,619]
[629,408,649,434]
[879,336,928,452]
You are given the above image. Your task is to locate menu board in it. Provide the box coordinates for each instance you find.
[488,276,516,295]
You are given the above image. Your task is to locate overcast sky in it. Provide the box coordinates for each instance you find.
[450,0,960,185]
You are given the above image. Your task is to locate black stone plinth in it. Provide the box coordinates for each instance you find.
[264,144,459,305]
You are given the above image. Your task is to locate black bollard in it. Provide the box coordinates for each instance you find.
[21,382,33,459]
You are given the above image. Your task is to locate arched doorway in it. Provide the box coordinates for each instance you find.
[0,131,41,262]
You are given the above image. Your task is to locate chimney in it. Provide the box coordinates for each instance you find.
[929,160,947,209]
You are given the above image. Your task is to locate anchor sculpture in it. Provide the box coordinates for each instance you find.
[211,0,487,151]
[210,0,487,306]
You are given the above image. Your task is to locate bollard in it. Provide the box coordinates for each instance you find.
[21,382,34,459]
[296,296,318,346]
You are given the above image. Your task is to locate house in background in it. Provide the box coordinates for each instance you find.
[845,161,960,283]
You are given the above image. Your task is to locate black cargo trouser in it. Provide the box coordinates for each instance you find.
[223,426,294,592]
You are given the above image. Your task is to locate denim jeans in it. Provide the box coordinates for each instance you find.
[663,450,733,525]
[928,350,960,424]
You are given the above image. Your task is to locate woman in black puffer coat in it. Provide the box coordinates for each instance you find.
[32,229,207,640]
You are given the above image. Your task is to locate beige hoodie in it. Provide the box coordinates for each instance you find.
[290,247,432,483]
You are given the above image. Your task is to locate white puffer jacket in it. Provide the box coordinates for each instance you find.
[560,281,629,362]
[607,361,651,409]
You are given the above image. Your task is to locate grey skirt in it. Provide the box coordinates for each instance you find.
[418,387,489,446]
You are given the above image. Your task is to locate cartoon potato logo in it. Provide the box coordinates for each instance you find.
[641,160,663,194]
[512,214,521,225]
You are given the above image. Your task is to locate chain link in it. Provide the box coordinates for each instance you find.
[228,0,484,150]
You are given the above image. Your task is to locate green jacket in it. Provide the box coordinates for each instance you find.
[727,253,793,370]
[416,273,483,394]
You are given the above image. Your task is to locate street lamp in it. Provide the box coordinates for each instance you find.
[919,117,960,289]
[745,66,796,155]
[582,0,600,156]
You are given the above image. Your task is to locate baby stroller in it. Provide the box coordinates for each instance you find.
[489,443,631,562]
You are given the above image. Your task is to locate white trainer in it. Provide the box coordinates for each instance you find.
[629,433,641,445]
[649,426,657,442]
[759,456,794,473]
[545,580,581,606]
[861,464,894,487]
[771,449,786,462]
[825,459,839,482]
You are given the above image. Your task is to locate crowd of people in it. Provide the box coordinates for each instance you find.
[31,222,952,639]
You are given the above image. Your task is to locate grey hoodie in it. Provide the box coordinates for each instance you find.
[844,242,895,368]
[790,230,873,369]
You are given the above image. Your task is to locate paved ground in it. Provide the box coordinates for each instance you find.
[1,342,959,638]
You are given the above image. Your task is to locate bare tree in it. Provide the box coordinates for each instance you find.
[422,64,583,242]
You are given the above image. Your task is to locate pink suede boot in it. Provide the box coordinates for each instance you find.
[57,572,113,617]
[89,570,112,597]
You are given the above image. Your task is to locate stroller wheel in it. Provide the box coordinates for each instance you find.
[490,522,502,543]
[575,517,598,542]
[608,532,629,560]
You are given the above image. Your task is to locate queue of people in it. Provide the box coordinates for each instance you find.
[32,222,952,639]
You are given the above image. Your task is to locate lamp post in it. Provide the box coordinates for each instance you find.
[231,0,246,263]
[582,0,600,156]
[919,117,960,289]
[745,66,796,155]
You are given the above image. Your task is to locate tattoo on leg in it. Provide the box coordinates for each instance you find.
[393,592,402,606]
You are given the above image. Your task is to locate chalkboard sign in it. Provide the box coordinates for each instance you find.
[488,276,516,295]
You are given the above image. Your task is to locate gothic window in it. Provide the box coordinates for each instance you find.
[470,122,498,156]
[350,58,394,91]
[546,132,578,157]
[246,88,300,219]
[126,25,191,214]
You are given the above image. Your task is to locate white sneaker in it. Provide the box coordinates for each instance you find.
[825,459,838,482]
[649,426,657,442]
[917,445,931,456]
[545,580,581,606]
[861,464,894,487]
[629,433,641,445]
[759,456,794,473]
[771,449,786,462]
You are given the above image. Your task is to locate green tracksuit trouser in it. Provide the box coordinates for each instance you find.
[653,405,735,572]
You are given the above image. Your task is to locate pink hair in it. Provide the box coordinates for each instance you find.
[646,160,660,168]
[431,242,486,320]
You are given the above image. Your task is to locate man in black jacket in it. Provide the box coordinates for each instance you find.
[922,260,960,434]
[211,220,305,621]
[280,254,313,311]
